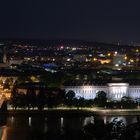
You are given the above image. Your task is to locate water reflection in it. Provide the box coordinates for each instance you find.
[103,115,138,125]
[83,116,94,126]
[0,115,140,140]
[28,117,31,127]
[1,126,8,140]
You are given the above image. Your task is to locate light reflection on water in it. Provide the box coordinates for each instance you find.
[103,115,138,125]
[1,126,7,140]
[0,115,140,140]
[83,116,94,125]
[28,117,31,127]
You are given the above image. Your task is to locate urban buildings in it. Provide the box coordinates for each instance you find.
[0,39,139,70]
[0,39,139,102]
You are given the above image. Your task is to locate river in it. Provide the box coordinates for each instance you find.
[0,114,140,140]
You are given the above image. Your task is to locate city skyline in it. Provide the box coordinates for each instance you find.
[1,0,140,44]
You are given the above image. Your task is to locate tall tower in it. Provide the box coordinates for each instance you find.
[0,45,7,64]
[3,46,7,63]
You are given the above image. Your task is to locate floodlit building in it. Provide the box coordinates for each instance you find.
[64,80,140,101]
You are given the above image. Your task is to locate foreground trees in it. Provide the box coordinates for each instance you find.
[26,89,37,110]
[121,96,136,108]
[10,88,138,109]
[94,91,107,107]
[65,90,76,107]
[10,87,66,110]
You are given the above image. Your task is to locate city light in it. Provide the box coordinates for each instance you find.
[136,49,139,53]
[130,59,134,63]
[114,51,118,55]
[124,56,127,60]
[93,58,97,61]
[107,53,111,57]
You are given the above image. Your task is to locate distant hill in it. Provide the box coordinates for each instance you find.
[0,38,137,50]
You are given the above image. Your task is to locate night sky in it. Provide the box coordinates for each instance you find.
[1,0,140,44]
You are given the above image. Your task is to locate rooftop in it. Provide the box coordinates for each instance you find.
[64,79,140,86]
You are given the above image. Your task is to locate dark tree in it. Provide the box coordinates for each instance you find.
[17,93,27,108]
[121,96,136,108]
[94,91,107,107]
[65,90,76,107]
[3,78,10,89]
[46,88,65,108]
[73,96,85,109]
[65,90,75,100]
[26,89,37,110]
[85,99,94,107]
[37,89,46,110]
[55,89,65,106]
[10,87,18,110]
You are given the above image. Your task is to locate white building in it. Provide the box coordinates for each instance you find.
[65,82,140,101]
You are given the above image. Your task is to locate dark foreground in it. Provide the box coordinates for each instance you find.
[0,109,140,140]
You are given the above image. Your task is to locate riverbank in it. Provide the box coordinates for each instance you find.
[3,107,140,116]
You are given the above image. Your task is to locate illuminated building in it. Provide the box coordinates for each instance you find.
[65,82,140,101]
[98,59,111,64]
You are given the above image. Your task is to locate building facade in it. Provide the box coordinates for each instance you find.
[65,83,140,101]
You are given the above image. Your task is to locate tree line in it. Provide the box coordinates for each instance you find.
[10,89,139,110]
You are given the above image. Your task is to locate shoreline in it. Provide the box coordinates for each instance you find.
[3,108,140,116]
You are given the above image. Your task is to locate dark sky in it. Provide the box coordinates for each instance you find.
[1,0,140,44]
